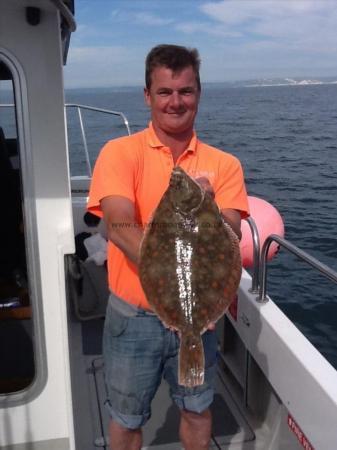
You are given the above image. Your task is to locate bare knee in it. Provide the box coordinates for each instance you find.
[180,408,212,450]
[109,420,142,450]
[181,407,211,425]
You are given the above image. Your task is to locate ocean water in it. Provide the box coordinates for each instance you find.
[65,83,337,369]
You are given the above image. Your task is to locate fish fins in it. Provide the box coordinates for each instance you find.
[178,332,205,387]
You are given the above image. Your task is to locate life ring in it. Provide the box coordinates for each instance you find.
[240,196,284,268]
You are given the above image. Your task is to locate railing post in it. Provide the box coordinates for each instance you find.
[244,216,260,294]
[257,235,275,303]
[119,112,131,136]
[77,107,92,177]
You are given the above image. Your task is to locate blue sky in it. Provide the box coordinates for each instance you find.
[64,0,337,88]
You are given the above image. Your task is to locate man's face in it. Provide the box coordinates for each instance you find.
[144,65,200,136]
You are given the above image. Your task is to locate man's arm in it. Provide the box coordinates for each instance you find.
[101,195,143,266]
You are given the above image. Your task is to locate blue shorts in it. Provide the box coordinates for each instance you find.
[103,299,218,429]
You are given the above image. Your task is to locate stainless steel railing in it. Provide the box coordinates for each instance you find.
[240,218,337,303]
[65,103,131,177]
[1,103,131,177]
[244,216,260,294]
[257,234,337,303]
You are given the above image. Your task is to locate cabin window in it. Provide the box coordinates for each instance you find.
[0,61,35,395]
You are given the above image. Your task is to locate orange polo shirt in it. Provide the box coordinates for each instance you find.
[87,123,249,309]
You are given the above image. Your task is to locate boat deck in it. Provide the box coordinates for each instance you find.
[69,316,256,450]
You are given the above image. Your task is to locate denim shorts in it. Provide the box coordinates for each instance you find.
[103,298,218,429]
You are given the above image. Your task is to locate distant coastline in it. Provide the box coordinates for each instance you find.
[63,76,337,92]
[203,76,337,89]
[243,77,337,88]
[3,77,337,93]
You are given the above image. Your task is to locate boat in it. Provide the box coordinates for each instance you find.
[1,1,337,449]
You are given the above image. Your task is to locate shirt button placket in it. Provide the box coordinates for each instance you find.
[165,148,173,168]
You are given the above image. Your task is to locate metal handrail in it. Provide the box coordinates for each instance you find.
[65,103,131,177]
[244,216,260,294]
[65,104,131,135]
[0,103,131,135]
[1,103,132,177]
[258,234,337,303]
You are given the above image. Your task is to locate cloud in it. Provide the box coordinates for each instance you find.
[191,0,337,74]
[109,9,174,27]
[64,46,145,87]
[133,12,174,27]
[64,1,337,87]
[175,21,242,38]
[68,46,126,63]
[201,0,336,24]
[200,0,337,44]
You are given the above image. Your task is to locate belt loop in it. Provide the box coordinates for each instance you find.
[136,308,157,317]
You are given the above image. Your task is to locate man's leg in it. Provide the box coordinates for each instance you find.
[108,420,142,450]
[179,408,212,450]
[164,330,217,450]
[103,303,165,450]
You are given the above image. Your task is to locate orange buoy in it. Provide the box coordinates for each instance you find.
[240,196,284,268]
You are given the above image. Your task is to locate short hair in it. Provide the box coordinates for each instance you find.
[145,44,201,91]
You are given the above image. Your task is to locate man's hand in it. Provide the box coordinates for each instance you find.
[195,176,242,240]
[195,177,215,199]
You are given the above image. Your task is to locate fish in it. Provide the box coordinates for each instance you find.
[139,167,242,387]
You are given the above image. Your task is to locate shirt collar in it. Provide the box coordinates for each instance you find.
[147,122,197,153]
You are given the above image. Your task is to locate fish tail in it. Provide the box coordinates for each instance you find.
[178,332,205,387]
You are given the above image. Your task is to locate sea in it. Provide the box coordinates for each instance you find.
[65,82,337,369]
[2,82,336,367]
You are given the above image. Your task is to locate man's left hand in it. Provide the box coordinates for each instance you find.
[195,177,215,199]
[207,322,216,331]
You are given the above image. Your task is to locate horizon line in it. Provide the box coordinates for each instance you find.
[64,76,337,90]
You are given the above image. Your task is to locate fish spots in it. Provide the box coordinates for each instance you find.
[139,167,242,386]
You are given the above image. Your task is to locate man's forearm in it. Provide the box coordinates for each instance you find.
[101,196,144,266]
[107,222,144,266]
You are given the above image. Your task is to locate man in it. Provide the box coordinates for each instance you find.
[88,44,249,450]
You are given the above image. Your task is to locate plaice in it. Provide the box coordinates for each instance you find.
[139,167,242,387]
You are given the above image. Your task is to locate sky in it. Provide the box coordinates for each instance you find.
[64,0,337,88]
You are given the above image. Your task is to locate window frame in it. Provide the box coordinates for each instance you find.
[0,50,48,406]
